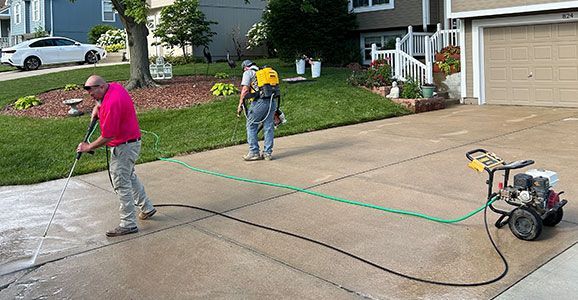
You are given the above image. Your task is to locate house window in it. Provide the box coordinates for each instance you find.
[102,0,115,22]
[361,33,400,63]
[14,2,22,25]
[350,0,394,13]
[32,0,40,22]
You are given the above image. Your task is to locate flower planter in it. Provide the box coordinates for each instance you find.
[104,51,127,63]
[362,86,392,97]
[295,59,306,75]
[311,61,321,78]
[391,97,446,113]
[421,85,435,98]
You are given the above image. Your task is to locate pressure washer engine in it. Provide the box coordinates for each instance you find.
[466,149,568,241]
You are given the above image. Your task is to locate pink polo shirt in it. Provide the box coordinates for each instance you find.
[98,83,141,147]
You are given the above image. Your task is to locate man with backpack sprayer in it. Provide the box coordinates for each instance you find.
[77,75,157,237]
[236,60,280,161]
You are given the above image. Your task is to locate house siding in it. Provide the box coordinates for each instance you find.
[11,0,25,35]
[464,19,473,98]
[430,0,443,26]
[29,0,45,33]
[356,0,424,31]
[51,0,122,43]
[147,0,267,59]
[451,0,576,13]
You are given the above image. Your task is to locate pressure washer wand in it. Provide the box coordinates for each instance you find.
[40,119,98,241]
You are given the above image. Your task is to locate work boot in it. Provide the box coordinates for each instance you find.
[106,226,138,237]
[243,152,263,161]
[138,208,157,220]
[263,153,273,161]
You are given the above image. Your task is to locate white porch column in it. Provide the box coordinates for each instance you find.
[408,25,414,56]
[395,37,401,79]
[422,0,430,32]
[425,36,433,84]
[436,23,443,51]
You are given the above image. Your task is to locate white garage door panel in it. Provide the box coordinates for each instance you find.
[485,22,578,107]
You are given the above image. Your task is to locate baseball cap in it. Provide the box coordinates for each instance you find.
[241,60,254,68]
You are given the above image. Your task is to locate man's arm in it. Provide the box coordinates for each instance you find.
[77,135,112,153]
[237,85,250,116]
[91,103,101,121]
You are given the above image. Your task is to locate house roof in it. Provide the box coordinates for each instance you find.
[0,0,6,10]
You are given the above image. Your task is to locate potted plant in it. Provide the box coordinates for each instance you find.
[434,45,460,75]
[435,56,460,75]
[421,82,436,98]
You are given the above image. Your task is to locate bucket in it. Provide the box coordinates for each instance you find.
[311,61,321,78]
[295,59,306,75]
[421,85,435,98]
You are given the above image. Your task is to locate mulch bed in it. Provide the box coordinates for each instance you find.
[1,76,237,118]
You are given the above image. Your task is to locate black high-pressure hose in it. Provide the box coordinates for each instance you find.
[153,195,508,287]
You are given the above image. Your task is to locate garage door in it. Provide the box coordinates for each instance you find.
[484,22,578,107]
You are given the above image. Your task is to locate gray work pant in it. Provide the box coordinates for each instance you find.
[110,141,154,228]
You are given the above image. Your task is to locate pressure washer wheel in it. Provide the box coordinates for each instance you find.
[543,207,564,227]
[508,207,543,241]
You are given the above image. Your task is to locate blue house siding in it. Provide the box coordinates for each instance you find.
[10,0,26,35]
[7,0,123,44]
[29,0,45,33]
[51,0,122,43]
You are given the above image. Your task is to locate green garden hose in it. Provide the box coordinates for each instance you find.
[141,129,499,223]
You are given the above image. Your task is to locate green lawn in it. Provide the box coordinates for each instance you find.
[0,60,410,185]
[0,65,17,72]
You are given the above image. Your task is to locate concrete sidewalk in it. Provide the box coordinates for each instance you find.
[1,105,577,299]
[0,61,128,82]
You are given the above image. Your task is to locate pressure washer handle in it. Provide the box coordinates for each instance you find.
[76,118,98,159]
[465,148,488,161]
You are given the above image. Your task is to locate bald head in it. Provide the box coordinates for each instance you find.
[85,75,107,87]
[84,75,109,101]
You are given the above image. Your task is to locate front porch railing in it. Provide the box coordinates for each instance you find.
[0,37,9,49]
[370,23,461,86]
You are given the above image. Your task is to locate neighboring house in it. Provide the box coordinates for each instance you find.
[352,0,449,64]
[451,0,578,107]
[0,0,10,48]
[147,0,267,60]
[6,0,123,46]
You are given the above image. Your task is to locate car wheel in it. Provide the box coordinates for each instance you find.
[85,51,99,64]
[24,56,41,71]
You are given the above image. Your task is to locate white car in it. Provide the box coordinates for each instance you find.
[1,37,107,71]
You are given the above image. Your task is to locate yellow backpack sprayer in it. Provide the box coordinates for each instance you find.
[242,66,286,129]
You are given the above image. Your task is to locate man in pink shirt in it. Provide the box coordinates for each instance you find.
[77,75,156,237]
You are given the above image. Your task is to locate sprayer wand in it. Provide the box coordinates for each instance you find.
[41,119,98,240]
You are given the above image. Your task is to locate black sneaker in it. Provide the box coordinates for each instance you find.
[106,226,138,237]
[138,208,157,220]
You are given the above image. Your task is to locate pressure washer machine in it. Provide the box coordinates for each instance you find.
[466,149,568,241]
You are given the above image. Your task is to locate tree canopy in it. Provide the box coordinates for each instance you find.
[153,0,217,57]
[263,0,358,65]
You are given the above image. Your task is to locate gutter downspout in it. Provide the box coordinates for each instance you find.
[50,0,53,36]
[422,0,430,31]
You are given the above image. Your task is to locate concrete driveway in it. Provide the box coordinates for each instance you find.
[1,105,577,299]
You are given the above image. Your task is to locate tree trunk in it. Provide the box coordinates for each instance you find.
[112,0,157,90]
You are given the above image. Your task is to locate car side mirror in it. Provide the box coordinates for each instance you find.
[75,42,81,46]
